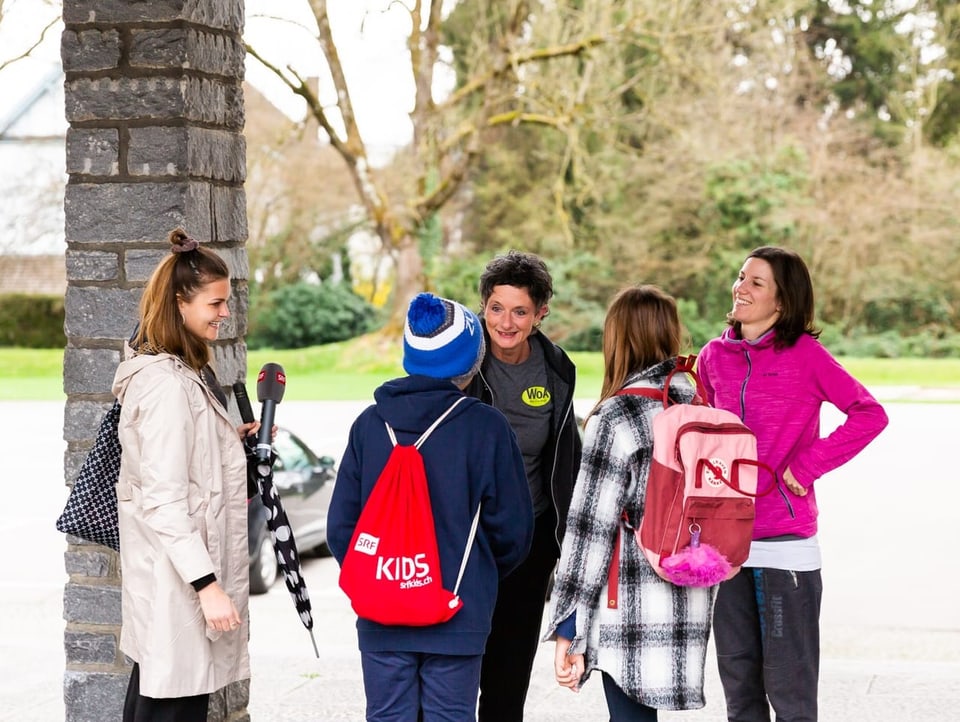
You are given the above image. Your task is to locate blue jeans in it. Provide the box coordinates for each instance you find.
[713,568,823,722]
[361,650,483,722]
[601,673,658,722]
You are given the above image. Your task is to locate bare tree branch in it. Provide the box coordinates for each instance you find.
[408,0,444,121]
[487,111,569,128]
[308,0,365,156]
[409,0,424,111]
[0,15,58,74]
[411,143,480,219]
[437,15,731,112]
[438,33,610,111]
[243,43,348,156]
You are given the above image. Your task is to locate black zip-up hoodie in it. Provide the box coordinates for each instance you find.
[465,329,582,545]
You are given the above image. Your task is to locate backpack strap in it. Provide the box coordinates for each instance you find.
[384,396,469,448]
[452,503,482,597]
[427,396,477,597]
[617,355,708,408]
[616,387,663,402]
[671,354,709,406]
[606,523,622,609]
[415,396,468,449]
[606,511,631,609]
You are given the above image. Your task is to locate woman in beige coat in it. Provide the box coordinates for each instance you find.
[112,229,256,722]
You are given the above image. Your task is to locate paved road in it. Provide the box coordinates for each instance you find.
[3,393,959,720]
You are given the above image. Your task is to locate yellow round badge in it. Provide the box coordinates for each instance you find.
[522,386,551,407]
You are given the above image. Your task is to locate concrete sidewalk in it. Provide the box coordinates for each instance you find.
[249,395,960,721]
[246,554,960,722]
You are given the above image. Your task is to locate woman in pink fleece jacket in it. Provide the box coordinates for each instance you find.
[697,246,888,722]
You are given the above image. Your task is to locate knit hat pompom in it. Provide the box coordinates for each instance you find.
[407,293,448,336]
[403,293,483,380]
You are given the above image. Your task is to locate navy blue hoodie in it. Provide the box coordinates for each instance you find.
[327,375,534,655]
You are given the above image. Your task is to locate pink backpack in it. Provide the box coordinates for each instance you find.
[618,356,774,587]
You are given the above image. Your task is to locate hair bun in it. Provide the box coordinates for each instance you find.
[169,228,200,253]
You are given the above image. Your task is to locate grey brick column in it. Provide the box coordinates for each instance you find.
[61,2,249,720]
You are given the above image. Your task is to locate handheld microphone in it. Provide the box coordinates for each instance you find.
[255,363,286,462]
[232,381,255,425]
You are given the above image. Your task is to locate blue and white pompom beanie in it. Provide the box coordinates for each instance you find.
[403,293,482,379]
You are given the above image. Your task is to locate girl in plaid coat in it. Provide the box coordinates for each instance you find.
[544,285,716,720]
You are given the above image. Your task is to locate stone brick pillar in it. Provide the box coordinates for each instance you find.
[60,1,248,720]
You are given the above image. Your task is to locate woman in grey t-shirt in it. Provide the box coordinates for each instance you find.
[465,250,582,722]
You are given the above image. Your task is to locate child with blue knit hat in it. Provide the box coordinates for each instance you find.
[327,292,534,722]
[403,292,486,382]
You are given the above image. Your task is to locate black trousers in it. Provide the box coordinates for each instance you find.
[477,509,559,722]
[123,663,210,722]
[713,568,823,722]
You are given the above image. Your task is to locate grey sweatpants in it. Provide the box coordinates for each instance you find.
[712,567,823,722]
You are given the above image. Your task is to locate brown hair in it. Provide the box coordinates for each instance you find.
[728,246,820,349]
[132,229,230,371]
[478,250,554,315]
[589,285,682,419]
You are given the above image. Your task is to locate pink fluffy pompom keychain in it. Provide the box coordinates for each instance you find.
[660,523,733,587]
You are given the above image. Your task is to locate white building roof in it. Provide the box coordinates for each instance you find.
[0,56,65,256]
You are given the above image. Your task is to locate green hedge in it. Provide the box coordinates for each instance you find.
[248,281,380,349]
[0,294,66,348]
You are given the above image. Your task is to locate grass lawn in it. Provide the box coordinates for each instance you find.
[2,339,958,401]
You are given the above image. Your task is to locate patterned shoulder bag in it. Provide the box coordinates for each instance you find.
[55,400,122,551]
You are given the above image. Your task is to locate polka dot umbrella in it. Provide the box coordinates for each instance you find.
[235,373,318,657]
[251,457,319,657]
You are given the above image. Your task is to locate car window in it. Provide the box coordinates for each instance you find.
[273,429,312,472]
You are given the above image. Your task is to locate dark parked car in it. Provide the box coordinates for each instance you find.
[248,427,337,594]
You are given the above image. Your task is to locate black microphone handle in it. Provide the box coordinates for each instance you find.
[256,399,277,462]
[232,382,255,424]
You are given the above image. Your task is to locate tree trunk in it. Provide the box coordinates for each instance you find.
[383,231,424,337]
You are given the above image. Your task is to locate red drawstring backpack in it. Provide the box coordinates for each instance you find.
[338,398,481,626]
